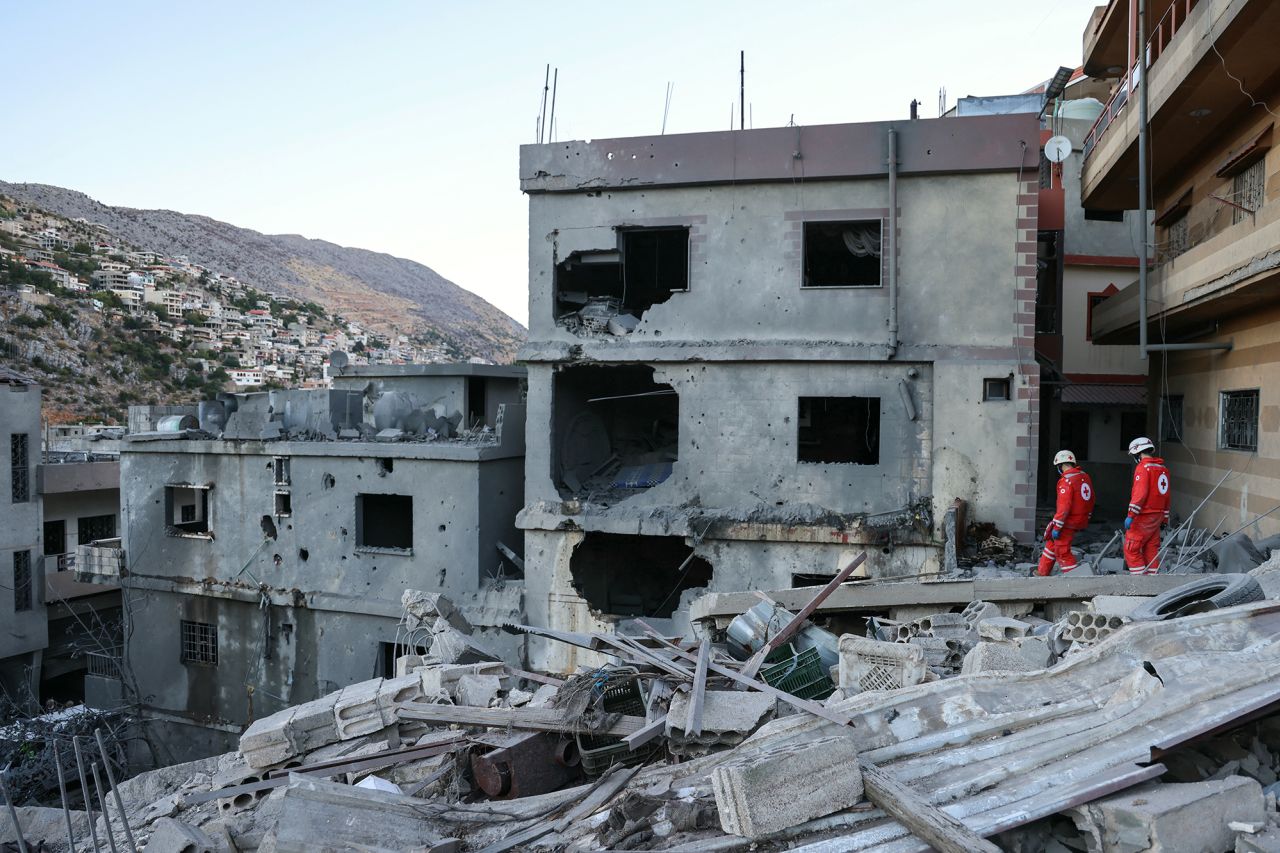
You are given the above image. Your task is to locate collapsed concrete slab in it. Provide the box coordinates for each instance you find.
[1070,777,1265,853]
[272,774,461,853]
[142,817,219,853]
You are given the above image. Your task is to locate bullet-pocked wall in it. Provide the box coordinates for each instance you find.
[0,376,45,699]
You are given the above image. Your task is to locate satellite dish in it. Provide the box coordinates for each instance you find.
[1044,135,1072,163]
[330,350,349,371]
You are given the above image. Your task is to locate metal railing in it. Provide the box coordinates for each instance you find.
[87,649,124,680]
[1083,0,1200,161]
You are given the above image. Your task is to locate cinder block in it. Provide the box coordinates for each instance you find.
[419,662,505,695]
[976,616,1031,643]
[916,612,968,639]
[668,690,775,735]
[377,673,426,723]
[960,641,1043,675]
[454,674,502,708]
[334,678,385,740]
[712,735,863,838]
[286,693,340,753]
[1072,777,1264,853]
[1090,595,1151,617]
[240,707,293,754]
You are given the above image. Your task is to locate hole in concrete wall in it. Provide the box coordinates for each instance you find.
[803,221,881,288]
[555,227,689,332]
[797,397,880,464]
[322,473,336,489]
[553,365,678,496]
[166,485,211,536]
[298,548,309,562]
[260,515,277,540]
[792,572,836,587]
[377,458,394,476]
[569,533,712,618]
[467,377,486,428]
[356,493,413,551]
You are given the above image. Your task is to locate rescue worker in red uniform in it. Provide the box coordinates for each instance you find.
[1123,437,1171,575]
[1038,450,1095,576]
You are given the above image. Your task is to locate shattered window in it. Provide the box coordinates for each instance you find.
[1233,159,1265,225]
[165,485,211,536]
[1160,395,1184,444]
[802,221,882,288]
[555,227,689,334]
[356,493,413,551]
[797,397,880,465]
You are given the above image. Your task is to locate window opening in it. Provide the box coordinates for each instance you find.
[1160,395,1184,444]
[467,377,487,428]
[274,492,292,516]
[569,533,712,618]
[165,485,211,536]
[797,397,881,465]
[11,433,29,503]
[983,378,1011,401]
[13,550,32,612]
[1059,410,1090,461]
[273,456,291,486]
[44,519,67,556]
[78,514,116,545]
[356,493,413,551]
[802,220,882,288]
[552,365,678,495]
[554,227,689,333]
[1167,213,1189,258]
[1120,411,1147,450]
[180,620,218,665]
[1220,390,1259,451]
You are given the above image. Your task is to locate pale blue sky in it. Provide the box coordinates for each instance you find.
[4,1,1099,324]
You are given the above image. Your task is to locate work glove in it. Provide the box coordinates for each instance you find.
[1124,517,1133,531]
[1050,528,1061,540]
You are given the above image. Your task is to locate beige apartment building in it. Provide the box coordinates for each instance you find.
[1087,0,1280,537]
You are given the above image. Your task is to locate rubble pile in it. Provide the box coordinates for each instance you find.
[11,567,1280,852]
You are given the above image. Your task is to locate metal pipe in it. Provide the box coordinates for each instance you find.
[887,127,900,358]
[73,737,102,853]
[1138,0,1149,360]
[53,742,78,852]
[0,770,30,853]
[96,729,138,853]
[90,763,120,853]
[1146,342,1233,351]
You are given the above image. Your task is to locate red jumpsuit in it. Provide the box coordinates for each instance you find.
[1038,466,1095,576]
[1124,457,1171,574]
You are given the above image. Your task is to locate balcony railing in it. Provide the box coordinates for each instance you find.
[87,648,124,680]
[1083,0,1199,161]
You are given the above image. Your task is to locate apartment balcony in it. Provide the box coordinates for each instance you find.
[1092,198,1280,342]
[1081,0,1277,209]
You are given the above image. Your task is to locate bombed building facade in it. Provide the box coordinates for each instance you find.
[516,116,1044,669]
[80,365,527,762]
[0,368,43,702]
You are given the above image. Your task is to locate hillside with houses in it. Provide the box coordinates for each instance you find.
[0,193,497,423]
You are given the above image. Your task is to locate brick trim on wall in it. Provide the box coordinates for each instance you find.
[1012,180,1040,544]
[783,207,893,291]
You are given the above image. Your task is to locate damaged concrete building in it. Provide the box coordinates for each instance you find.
[0,367,43,702]
[516,116,1044,669]
[77,364,527,762]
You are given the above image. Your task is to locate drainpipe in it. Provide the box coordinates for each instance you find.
[887,127,899,358]
[1137,0,1149,360]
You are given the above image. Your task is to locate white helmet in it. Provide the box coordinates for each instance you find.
[1052,450,1076,467]
[1128,436,1155,456]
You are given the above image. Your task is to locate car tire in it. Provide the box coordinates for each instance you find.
[1128,574,1265,622]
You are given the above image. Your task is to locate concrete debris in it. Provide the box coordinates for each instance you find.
[42,560,1280,853]
[1071,777,1265,853]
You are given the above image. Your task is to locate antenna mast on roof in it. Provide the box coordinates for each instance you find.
[937,86,947,117]
[537,64,550,143]
[739,50,745,130]
[548,68,559,143]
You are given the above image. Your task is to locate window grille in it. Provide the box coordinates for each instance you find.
[1220,390,1259,451]
[13,550,32,612]
[11,434,29,502]
[1233,159,1265,225]
[180,620,218,665]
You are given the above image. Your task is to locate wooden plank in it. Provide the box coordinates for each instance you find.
[623,716,668,750]
[504,666,566,688]
[496,541,525,572]
[397,702,646,738]
[635,622,853,728]
[687,638,710,736]
[860,761,1000,853]
[740,553,867,680]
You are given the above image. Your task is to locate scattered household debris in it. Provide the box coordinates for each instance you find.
[8,571,1280,852]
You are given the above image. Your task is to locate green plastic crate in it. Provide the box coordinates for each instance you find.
[761,645,834,701]
[576,678,661,775]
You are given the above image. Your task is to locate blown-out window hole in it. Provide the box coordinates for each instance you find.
[356,493,413,551]
[569,533,712,618]
[803,221,882,288]
[797,397,880,464]
[552,364,678,495]
[554,227,689,326]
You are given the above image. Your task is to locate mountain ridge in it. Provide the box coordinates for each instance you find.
[0,180,525,362]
